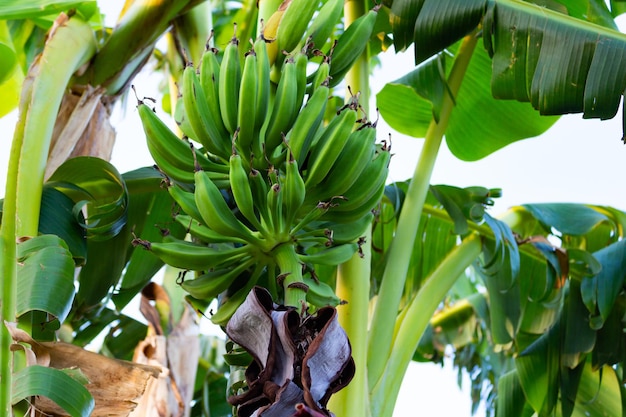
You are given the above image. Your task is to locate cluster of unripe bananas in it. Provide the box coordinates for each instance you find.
[134,0,387,320]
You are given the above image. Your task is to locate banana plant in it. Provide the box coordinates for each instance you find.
[2,0,626,416]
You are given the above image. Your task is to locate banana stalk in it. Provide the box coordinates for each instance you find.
[0,14,96,414]
[328,1,372,416]
[272,243,307,309]
[367,31,480,395]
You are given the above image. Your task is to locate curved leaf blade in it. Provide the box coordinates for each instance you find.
[581,238,626,321]
[496,370,526,417]
[12,365,94,417]
[0,1,97,20]
[16,235,75,322]
[564,362,623,417]
[487,0,626,120]
[521,203,609,236]
[47,157,128,240]
[413,0,487,65]
[390,0,425,52]
[39,186,87,265]
[516,323,561,414]
[378,43,559,160]
[376,81,434,138]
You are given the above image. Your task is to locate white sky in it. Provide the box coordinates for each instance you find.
[2,3,626,416]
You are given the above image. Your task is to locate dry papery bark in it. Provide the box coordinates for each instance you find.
[7,322,160,417]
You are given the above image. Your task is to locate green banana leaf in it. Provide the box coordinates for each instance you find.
[562,361,622,417]
[521,203,610,236]
[424,202,626,416]
[0,20,17,84]
[101,313,148,361]
[562,280,596,368]
[16,235,75,323]
[47,157,128,241]
[39,186,86,265]
[378,42,559,160]
[374,183,458,299]
[581,238,626,322]
[379,0,626,160]
[0,0,97,21]
[73,166,184,312]
[112,189,179,309]
[496,359,623,417]
[592,295,626,368]
[12,365,93,417]
[495,370,528,417]
[516,317,562,414]
[612,0,626,16]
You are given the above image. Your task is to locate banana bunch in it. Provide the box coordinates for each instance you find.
[135,5,387,317]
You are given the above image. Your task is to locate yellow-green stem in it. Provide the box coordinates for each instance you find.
[273,244,306,308]
[328,226,372,417]
[367,31,479,392]
[327,1,372,415]
[343,0,370,110]
[0,82,29,415]
[370,234,483,416]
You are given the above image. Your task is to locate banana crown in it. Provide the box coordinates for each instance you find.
[137,6,386,313]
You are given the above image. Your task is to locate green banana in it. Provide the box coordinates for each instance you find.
[304,0,343,51]
[169,184,204,222]
[309,54,330,92]
[267,181,284,235]
[138,101,228,184]
[253,37,271,156]
[173,94,197,139]
[249,167,273,233]
[199,45,230,145]
[328,5,380,87]
[181,257,256,300]
[331,147,391,213]
[263,57,299,154]
[312,122,377,199]
[294,50,309,111]
[291,200,333,234]
[317,211,375,244]
[229,152,264,233]
[219,32,241,134]
[133,236,251,271]
[175,214,248,244]
[303,275,342,308]
[285,82,329,166]
[304,105,358,187]
[282,151,306,229]
[194,169,263,246]
[276,0,319,54]
[236,49,258,157]
[320,148,391,223]
[210,264,263,326]
[182,64,230,159]
[298,242,359,266]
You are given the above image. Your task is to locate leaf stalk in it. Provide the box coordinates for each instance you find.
[367,31,480,393]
